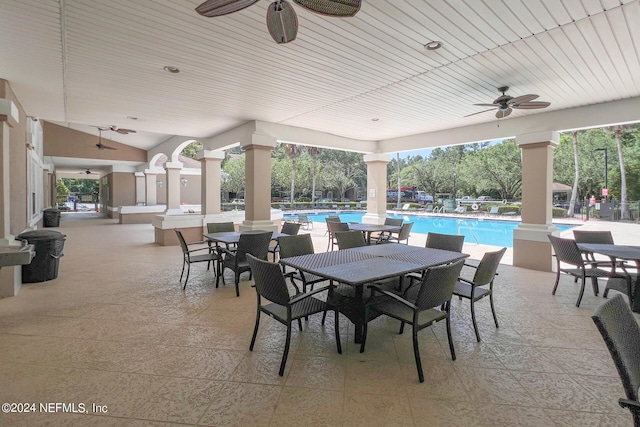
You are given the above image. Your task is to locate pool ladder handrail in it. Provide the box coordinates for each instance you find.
[457,218,479,245]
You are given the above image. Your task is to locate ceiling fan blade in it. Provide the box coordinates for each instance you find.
[195,0,259,17]
[464,108,496,118]
[514,101,551,109]
[292,0,361,17]
[493,94,512,104]
[510,94,538,104]
[473,103,499,107]
[496,108,512,119]
[267,0,298,44]
[96,143,117,150]
[114,128,136,134]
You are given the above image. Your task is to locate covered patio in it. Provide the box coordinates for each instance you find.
[0,213,635,426]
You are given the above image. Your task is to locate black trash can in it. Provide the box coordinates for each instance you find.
[17,230,66,283]
[43,208,61,227]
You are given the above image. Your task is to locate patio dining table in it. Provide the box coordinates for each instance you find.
[279,243,468,343]
[347,223,401,244]
[577,243,640,312]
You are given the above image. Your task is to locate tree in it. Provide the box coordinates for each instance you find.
[221,155,245,196]
[307,146,321,204]
[612,126,630,219]
[284,144,302,204]
[568,131,579,216]
[463,139,522,200]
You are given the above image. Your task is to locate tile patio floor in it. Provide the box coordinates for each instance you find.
[0,213,636,426]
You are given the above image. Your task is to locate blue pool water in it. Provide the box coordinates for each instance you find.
[284,212,574,248]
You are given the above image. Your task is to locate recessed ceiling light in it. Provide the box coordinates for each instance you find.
[163,66,180,73]
[424,41,443,51]
[371,118,380,121]
[126,116,138,120]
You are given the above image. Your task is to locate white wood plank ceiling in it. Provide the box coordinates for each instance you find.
[0,0,639,149]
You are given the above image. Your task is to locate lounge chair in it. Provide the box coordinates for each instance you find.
[453,206,467,214]
[296,213,313,230]
[401,203,411,211]
[487,206,500,216]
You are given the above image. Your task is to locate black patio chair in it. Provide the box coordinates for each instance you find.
[548,235,613,307]
[592,294,640,427]
[206,222,236,279]
[376,222,413,245]
[268,221,301,261]
[221,231,273,297]
[326,221,350,251]
[372,217,403,241]
[334,230,366,249]
[247,254,341,377]
[425,232,465,252]
[453,247,506,342]
[278,234,326,293]
[365,259,466,382]
[175,229,217,290]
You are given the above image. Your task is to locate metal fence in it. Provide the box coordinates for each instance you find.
[563,199,640,222]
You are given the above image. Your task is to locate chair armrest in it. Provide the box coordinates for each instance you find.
[290,284,332,304]
[457,277,476,286]
[619,398,640,411]
[186,246,212,254]
[369,285,417,310]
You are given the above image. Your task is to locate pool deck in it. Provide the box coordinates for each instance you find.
[294,210,636,266]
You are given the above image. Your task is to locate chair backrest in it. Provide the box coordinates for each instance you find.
[297,213,310,223]
[384,217,403,227]
[278,234,314,259]
[174,229,188,254]
[425,232,465,252]
[402,203,411,210]
[414,259,465,310]
[489,206,500,214]
[236,231,273,261]
[327,221,350,234]
[573,230,615,244]
[325,216,341,223]
[473,247,507,286]
[334,230,366,249]
[247,254,291,306]
[397,222,414,242]
[548,235,584,267]
[207,222,235,233]
[281,221,301,236]
[592,294,640,402]
[454,206,467,213]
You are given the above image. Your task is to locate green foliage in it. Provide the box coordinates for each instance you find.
[221,155,245,195]
[59,178,98,194]
[180,141,203,159]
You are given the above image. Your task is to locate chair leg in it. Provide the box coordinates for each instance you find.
[235,271,240,297]
[279,322,292,376]
[360,323,367,353]
[334,310,342,354]
[183,263,191,291]
[412,326,424,383]
[399,322,405,335]
[576,276,587,307]
[249,308,261,351]
[180,259,186,283]
[552,270,561,295]
[489,292,499,328]
[591,277,599,296]
[470,298,481,342]
[297,318,303,331]
[445,311,456,361]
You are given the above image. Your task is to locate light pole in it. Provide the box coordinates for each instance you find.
[595,147,608,201]
[452,171,457,200]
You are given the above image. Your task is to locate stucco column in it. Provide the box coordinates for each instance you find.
[362,153,391,224]
[239,133,277,231]
[135,172,145,205]
[164,162,183,215]
[199,150,225,215]
[513,131,559,271]
[42,164,53,208]
[144,169,160,206]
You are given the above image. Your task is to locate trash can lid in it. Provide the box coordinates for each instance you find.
[44,208,61,212]
[17,230,66,241]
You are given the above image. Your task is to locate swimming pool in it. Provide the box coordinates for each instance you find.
[284,212,574,248]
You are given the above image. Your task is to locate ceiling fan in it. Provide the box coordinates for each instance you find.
[79,169,99,175]
[195,0,361,44]
[94,128,117,150]
[465,86,551,119]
